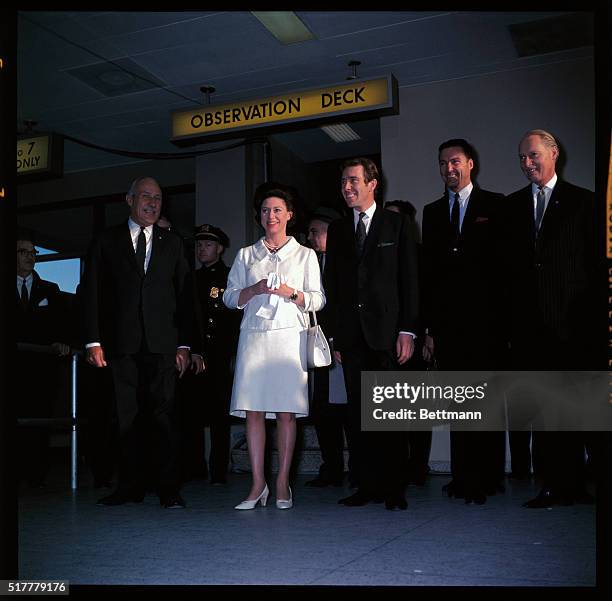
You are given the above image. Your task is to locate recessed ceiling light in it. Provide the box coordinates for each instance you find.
[252,11,315,45]
[320,123,362,143]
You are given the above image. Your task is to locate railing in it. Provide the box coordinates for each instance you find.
[16,343,80,490]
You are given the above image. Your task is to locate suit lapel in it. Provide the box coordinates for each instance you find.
[146,225,165,277]
[29,272,44,307]
[121,223,144,277]
[361,204,382,261]
[539,179,564,238]
[338,216,358,263]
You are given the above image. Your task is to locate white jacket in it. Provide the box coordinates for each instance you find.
[223,237,325,331]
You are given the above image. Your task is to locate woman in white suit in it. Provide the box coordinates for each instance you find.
[223,185,325,510]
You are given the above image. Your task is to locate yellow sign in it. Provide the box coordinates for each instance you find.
[17,135,50,174]
[608,131,612,258]
[172,76,396,143]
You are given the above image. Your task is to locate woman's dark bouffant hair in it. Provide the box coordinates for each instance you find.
[253,182,298,227]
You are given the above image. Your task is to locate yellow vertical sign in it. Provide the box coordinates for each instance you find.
[608,131,612,258]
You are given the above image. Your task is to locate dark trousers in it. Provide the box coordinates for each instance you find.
[109,352,180,497]
[509,337,591,495]
[80,363,117,484]
[311,365,351,482]
[436,334,506,493]
[532,431,586,496]
[341,333,408,498]
[179,357,232,482]
[508,430,532,477]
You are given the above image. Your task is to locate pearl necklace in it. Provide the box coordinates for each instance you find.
[263,238,289,254]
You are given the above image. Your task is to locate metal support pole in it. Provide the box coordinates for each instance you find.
[71,352,78,490]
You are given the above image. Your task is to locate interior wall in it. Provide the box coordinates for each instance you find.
[18,157,195,208]
[380,57,596,231]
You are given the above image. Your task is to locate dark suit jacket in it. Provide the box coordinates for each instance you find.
[503,179,596,365]
[17,271,66,345]
[81,222,197,357]
[189,260,240,362]
[421,187,505,364]
[324,205,419,351]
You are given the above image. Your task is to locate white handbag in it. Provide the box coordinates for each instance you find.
[307,311,332,368]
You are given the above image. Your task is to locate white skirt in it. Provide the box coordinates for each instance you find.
[230,327,309,419]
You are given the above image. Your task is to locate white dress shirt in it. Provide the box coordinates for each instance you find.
[128,218,153,273]
[531,173,557,222]
[17,273,33,299]
[447,182,473,233]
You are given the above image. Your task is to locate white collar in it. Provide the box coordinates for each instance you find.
[353,201,376,222]
[448,182,473,205]
[253,236,298,261]
[128,218,153,235]
[531,173,557,195]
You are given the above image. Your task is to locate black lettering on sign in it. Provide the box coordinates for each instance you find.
[191,115,204,129]
[321,87,368,108]
[17,156,41,169]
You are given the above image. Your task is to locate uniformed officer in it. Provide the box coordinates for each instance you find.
[180,224,241,484]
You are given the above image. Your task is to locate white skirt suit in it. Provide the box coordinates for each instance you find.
[223,237,325,419]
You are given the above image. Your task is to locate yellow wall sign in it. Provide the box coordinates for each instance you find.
[171,76,397,144]
[17,135,50,174]
[17,134,63,181]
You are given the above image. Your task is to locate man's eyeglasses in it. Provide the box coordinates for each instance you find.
[17,249,38,257]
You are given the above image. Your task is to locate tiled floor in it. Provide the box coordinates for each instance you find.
[17,472,595,587]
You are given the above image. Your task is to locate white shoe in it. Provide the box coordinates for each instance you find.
[234,484,269,510]
[276,486,293,510]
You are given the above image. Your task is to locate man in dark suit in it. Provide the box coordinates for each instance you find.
[179,224,240,485]
[324,157,419,510]
[421,139,507,505]
[304,208,352,488]
[81,176,202,508]
[504,129,596,508]
[17,238,71,487]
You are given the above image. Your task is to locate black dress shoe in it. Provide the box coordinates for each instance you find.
[523,488,573,508]
[161,494,186,508]
[97,490,145,506]
[442,480,465,499]
[385,494,408,510]
[338,491,372,506]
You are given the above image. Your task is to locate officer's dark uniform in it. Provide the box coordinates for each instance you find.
[180,225,240,484]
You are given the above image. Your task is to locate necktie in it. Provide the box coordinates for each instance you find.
[20,278,29,307]
[450,192,460,237]
[135,227,146,273]
[535,187,546,233]
[355,212,367,256]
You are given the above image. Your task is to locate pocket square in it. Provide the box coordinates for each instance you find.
[38,298,49,307]
[475,217,489,223]
[377,241,395,248]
